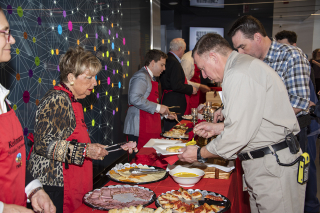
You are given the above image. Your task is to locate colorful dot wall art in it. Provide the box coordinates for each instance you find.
[0,1,131,158]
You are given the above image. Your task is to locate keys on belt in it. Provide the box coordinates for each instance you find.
[238,140,288,161]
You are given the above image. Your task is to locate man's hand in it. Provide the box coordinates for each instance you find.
[167,112,178,120]
[178,145,198,163]
[3,203,34,213]
[199,84,211,93]
[31,189,56,213]
[213,108,224,123]
[193,122,224,138]
[192,87,197,94]
[309,101,315,107]
[159,105,170,115]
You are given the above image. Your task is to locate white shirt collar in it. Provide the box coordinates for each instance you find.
[0,83,10,114]
[170,51,181,63]
[145,66,155,80]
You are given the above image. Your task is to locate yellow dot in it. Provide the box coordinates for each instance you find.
[112,83,114,88]
[94,46,96,51]
[107,51,109,57]
[56,49,59,55]
[118,47,120,52]
[92,119,95,126]
[33,37,36,43]
[13,104,17,110]
[53,79,56,86]
[88,16,92,24]
[51,49,54,55]
[38,78,42,83]
[92,89,95,93]
[127,61,129,66]
[77,40,80,45]
[111,23,113,28]
[108,39,110,43]
[86,34,88,38]
[16,48,20,54]
[102,39,104,44]
[126,73,128,77]
[102,53,105,57]
[110,57,112,62]
[110,96,112,102]
[116,70,118,73]
[84,108,86,112]
[106,91,108,96]
[116,107,118,112]
[98,80,101,85]
[90,105,93,110]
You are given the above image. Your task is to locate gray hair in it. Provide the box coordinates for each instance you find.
[169,38,186,51]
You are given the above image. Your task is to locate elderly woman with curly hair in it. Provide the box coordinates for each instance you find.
[27,46,109,213]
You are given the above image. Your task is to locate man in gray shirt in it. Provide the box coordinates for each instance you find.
[178,33,305,213]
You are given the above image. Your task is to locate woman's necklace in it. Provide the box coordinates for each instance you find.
[60,82,77,102]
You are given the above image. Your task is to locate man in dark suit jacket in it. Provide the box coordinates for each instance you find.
[160,38,197,131]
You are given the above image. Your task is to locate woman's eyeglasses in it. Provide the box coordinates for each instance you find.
[0,29,11,42]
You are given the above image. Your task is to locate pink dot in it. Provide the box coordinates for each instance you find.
[105,65,107,70]
[113,70,115,75]
[96,33,98,39]
[63,11,66,18]
[101,16,104,21]
[121,61,123,66]
[23,91,30,103]
[107,77,110,85]
[57,65,60,71]
[123,38,125,45]
[80,26,83,32]
[68,21,72,31]
[108,30,111,35]
[116,33,118,38]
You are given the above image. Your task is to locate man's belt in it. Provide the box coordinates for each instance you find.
[238,140,288,161]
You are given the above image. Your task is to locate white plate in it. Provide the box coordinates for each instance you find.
[153,143,186,155]
[144,139,183,148]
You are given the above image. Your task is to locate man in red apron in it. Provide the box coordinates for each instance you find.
[159,38,197,131]
[124,50,177,149]
[0,7,55,213]
[181,51,211,111]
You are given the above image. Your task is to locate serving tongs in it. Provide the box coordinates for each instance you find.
[198,198,228,206]
[129,168,163,176]
[104,142,127,153]
[168,106,180,109]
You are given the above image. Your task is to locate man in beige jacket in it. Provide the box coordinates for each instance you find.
[178,33,305,213]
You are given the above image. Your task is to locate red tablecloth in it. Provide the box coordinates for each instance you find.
[74,120,250,213]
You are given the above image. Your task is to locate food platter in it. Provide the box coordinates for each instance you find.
[155,188,231,213]
[83,185,156,211]
[181,115,193,120]
[107,163,168,184]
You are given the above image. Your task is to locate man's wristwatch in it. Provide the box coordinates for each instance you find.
[197,147,208,163]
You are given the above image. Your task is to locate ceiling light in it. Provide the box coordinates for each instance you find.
[169,2,178,5]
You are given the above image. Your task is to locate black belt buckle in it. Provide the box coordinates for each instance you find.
[285,133,300,154]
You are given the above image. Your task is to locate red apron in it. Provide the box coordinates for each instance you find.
[0,101,27,206]
[189,64,201,109]
[137,69,162,149]
[54,86,93,213]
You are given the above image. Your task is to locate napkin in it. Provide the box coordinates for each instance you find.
[163,155,179,165]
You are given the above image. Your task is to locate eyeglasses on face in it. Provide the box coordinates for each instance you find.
[0,29,11,42]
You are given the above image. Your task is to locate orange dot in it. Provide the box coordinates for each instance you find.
[90,105,93,110]
[110,57,112,62]
[94,46,96,51]
[112,83,114,88]
[16,73,20,81]
[102,39,104,44]
[111,23,113,28]
[128,51,130,55]
[116,107,118,112]
[23,32,28,39]
[98,80,101,85]
[36,99,39,106]
[77,40,80,45]
[56,49,59,55]
[123,74,125,78]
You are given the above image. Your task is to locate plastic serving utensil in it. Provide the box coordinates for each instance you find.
[186,138,196,146]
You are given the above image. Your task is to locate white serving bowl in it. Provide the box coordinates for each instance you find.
[169,167,205,187]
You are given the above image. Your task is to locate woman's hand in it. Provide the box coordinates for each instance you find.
[31,189,56,213]
[86,143,108,160]
[3,203,34,213]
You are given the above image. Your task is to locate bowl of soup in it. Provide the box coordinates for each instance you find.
[169,167,205,187]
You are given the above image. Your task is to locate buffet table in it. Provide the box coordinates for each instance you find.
[74,120,250,213]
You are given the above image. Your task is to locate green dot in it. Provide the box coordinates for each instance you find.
[127,61,129,66]
[88,16,92,24]
[33,37,36,43]
[106,51,109,57]
[17,6,23,17]
[92,119,95,126]
[105,91,108,96]
[13,104,17,110]
[38,78,42,83]
[84,108,86,112]
[16,48,20,55]
[35,56,40,66]
[110,96,112,102]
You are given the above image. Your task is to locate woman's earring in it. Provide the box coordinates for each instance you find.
[70,82,74,86]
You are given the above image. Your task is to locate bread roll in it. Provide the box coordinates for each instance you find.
[109,209,119,213]
[154,207,164,213]
[136,205,143,213]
